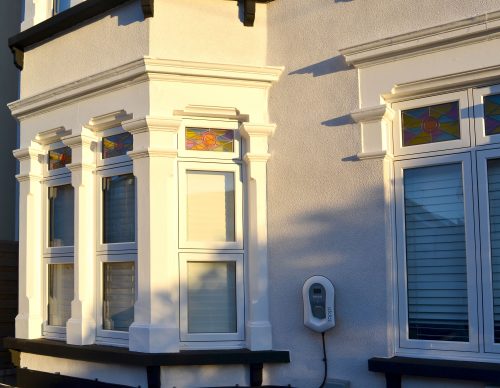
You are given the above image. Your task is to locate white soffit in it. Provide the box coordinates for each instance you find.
[340,9,500,68]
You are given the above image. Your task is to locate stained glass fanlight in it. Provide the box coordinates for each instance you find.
[48,147,72,170]
[102,132,133,159]
[185,128,234,152]
[402,101,460,147]
[484,94,500,136]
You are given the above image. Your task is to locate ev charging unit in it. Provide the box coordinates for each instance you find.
[303,275,335,333]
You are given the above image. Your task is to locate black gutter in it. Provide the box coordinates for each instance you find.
[8,0,154,70]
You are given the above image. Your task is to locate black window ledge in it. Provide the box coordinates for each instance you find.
[4,337,290,366]
[369,356,500,388]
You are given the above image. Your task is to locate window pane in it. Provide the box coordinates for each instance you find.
[103,262,135,332]
[102,133,133,159]
[48,264,73,327]
[53,0,71,14]
[487,159,500,342]
[103,174,135,244]
[484,94,500,136]
[185,128,234,152]
[48,147,72,170]
[403,163,469,342]
[49,184,74,247]
[402,102,460,146]
[186,171,235,242]
[187,261,237,333]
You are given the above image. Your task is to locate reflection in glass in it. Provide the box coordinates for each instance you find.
[48,264,74,327]
[49,184,74,247]
[103,262,135,331]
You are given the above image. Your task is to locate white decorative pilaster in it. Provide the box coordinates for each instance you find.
[21,0,52,31]
[350,105,395,160]
[13,144,44,339]
[123,116,182,353]
[240,123,275,351]
[63,128,97,345]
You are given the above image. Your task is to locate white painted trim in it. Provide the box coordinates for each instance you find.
[8,58,284,120]
[341,9,500,68]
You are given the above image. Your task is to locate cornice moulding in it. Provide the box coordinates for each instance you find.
[86,110,133,132]
[8,58,284,120]
[174,105,244,121]
[383,64,500,103]
[341,9,500,68]
[128,149,178,159]
[35,126,71,145]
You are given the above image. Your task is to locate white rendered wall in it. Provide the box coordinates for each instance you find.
[266,1,500,387]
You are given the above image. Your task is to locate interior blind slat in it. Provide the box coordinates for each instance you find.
[48,264,74,327]
[404,163,469,342]
[103,174,135,244]
[103,262,135,332]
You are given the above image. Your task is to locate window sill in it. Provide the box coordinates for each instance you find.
[368,356,500,388]
[4,337,290,387]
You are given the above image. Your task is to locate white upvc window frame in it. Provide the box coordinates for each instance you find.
[392,91,471,156]
[179,252,244,344]
[95,254,136,347]
[394,152,480,352]
[178,161,244,250]
[476,148,500,354]
[178,118,241,161]
[94,125,136,346]
[43,158,74,339]
[473,84,500,146]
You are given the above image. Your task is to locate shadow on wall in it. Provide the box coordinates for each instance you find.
[289,55,352,77]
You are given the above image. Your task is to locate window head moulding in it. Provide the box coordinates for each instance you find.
[173,105,249,122]
[85,110,133,132]
[35,126,72,145]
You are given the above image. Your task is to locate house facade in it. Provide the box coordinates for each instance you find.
[7,0,500,387]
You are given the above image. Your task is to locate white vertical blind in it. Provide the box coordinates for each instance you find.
[48,264,74,327]
[187,261,237,333]
[103,262,135,332]
[103,174,135,244]
[404,163,469,342]
[186,171,235,242]
[49,184,74,247]
[487,159,500,343]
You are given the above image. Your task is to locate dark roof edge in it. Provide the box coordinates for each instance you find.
[8,0,154,71]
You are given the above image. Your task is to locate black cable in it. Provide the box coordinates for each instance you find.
[318,331,327,388]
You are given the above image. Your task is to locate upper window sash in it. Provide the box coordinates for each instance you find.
[392,91,471,156]
[178,161,243,250]
[178,119,241,160]
[394,152,479,352]
[96,164,136,254]
[473,84,500,146]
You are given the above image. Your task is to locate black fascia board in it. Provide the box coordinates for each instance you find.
[4,337,290,367]
[8,0,154,70]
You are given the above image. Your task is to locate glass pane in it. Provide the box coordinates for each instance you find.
[103,262,135,332]
[54,0,71,14]
[102,132,133,159]
[187,261,237,333]
[185,128,234,152]
[403,163,469,342]
[484,94,500,136]
[49,184,74,247]
[402,102,460,146]
[103,174,136,244]
[186,171,235,242]
[48,147,72,170]
[48,264,73,327]
[487,159,500,342]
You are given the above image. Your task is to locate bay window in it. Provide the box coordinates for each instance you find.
[393,85,500,357]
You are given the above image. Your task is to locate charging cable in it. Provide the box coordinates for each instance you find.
[318,331,327,388]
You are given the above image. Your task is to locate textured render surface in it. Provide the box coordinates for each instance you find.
[0,0,20,241]
[266,1,500,387]
[150,0,267,66]
[161,365,248,387]
[20,1,149,98]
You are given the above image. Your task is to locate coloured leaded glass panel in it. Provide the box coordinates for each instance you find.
[485,94,500,136]
[185,128,234,152]
[48,147,72,170]
[102,133,133,159]
[402,102,460,147]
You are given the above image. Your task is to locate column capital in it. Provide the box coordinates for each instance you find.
[12,145,44,162]
[240,123,276,156]
[122,116,182,135]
